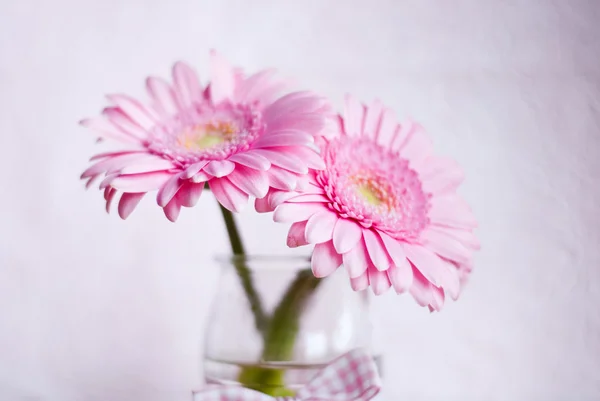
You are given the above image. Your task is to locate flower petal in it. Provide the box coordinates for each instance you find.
[252,149,308,174]
[428,226,480,251]
[255,196,272,213]
[267,167,298,191]
[146,77,179,116]
[177,182,204,207]
[398,124,433,169]
[421,229,473,265]
[430,286,445,311]
[182,161,210,179]
[305,210,338,244]
[363,99,384,139]
[342,238,369,278]
[287,194,329,203]
[252,130,314,148]
[363,229,391,271]
[172,61,203,107]
[410,266,434,307]
[387,260,413,294]
[404,243,449,288]
[105,188,117,213]
[204,160,235,178]
[287,221,309,248]
[368,267,392,295]
[79,117,140,144]
[118,192,145,219]
[106,94,159,130]
[229,151,271,171]
[109,171,173,192]
[343,94,364,137]
[311,241,342,278]
[350,272,369,291]
[209,177,248,213]
[209,50,235,104]
[429,196,478,229]
[226,165,269,198]
[376,108,399,148]
[273,202,326,223]
[157,173,184,207]
[333,218,362,254]
[163,197,181,222]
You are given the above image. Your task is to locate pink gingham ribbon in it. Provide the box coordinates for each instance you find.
[193,349,381,401]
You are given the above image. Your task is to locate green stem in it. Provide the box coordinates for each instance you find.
[237,269,322,396]
[218,204,268,334]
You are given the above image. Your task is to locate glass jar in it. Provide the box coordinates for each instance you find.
[202,255,373,395]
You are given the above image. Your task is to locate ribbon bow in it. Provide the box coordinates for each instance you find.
[193,349,381,401]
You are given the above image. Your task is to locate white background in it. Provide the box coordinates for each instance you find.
[1,0,599,400]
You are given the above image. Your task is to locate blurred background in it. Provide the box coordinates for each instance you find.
[1,0,599,400]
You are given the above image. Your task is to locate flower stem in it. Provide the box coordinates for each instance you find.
[237,269,322,396]
[218,204,268,334]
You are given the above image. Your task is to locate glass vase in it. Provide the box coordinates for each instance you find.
[202,255,374,396]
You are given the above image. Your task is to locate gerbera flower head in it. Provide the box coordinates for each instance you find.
[80,51,329,221]
[256,95,479,311]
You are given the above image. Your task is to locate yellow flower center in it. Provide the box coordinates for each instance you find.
[353,175,395,211]
[178,122,237,150]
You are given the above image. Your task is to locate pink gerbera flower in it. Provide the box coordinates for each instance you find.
[81,51,328,221]
[256,95,479,311]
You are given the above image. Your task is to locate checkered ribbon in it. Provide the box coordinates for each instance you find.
[193,349,381,401]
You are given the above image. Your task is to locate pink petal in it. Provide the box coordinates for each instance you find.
[146,77,179,116]
[421,229,472,265]
[273,202,326,223]
[226,165,269,198]
[311,241,342,278]
[105,188,117,213]
[287,221,309,248]
[177,182,204,207]
[267,114,326,135]
[182,161,210,179]
[333,218,362,254]
[376,108,399,148]
[276,146,326,170]
[438,258,460,300]
[191,171,211,183]
[387,261,413,294]
[363,100,384,139]
[209,50,235,104]
[109,171,173,192]
[156,173,184,207]
[422,166,465,195]
[252,149,308,175]
[163,197,181,222]
[118,192,145,219]
[429,196,478,229]
[236,69,275,101]
[342,238,369,278]
[305,210,338,244]
[229,152,271,171]
[362,229,391,271]
[368,267,392,295]
[350,272,369,291]
[287,194,329,203]
[389,119,414,151]
[102,107,149,140]
[267,167,298,191]
[429,286,445,311]
[172,61,203,107]
[403,244,447,287]
[268,190,300,209]
[409,266,434,307]
[252,130,314,149]
[203,160,235,178]
[343,94,364,137]
[263,92,324,123]
[106,94,159,130]
[118,158,175,175]
[428,226,480,251]
[398,124,433,169]
[81,153,148,179]
[255,196,272,213]
[208,177,248,213]
[79,117,140,144]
